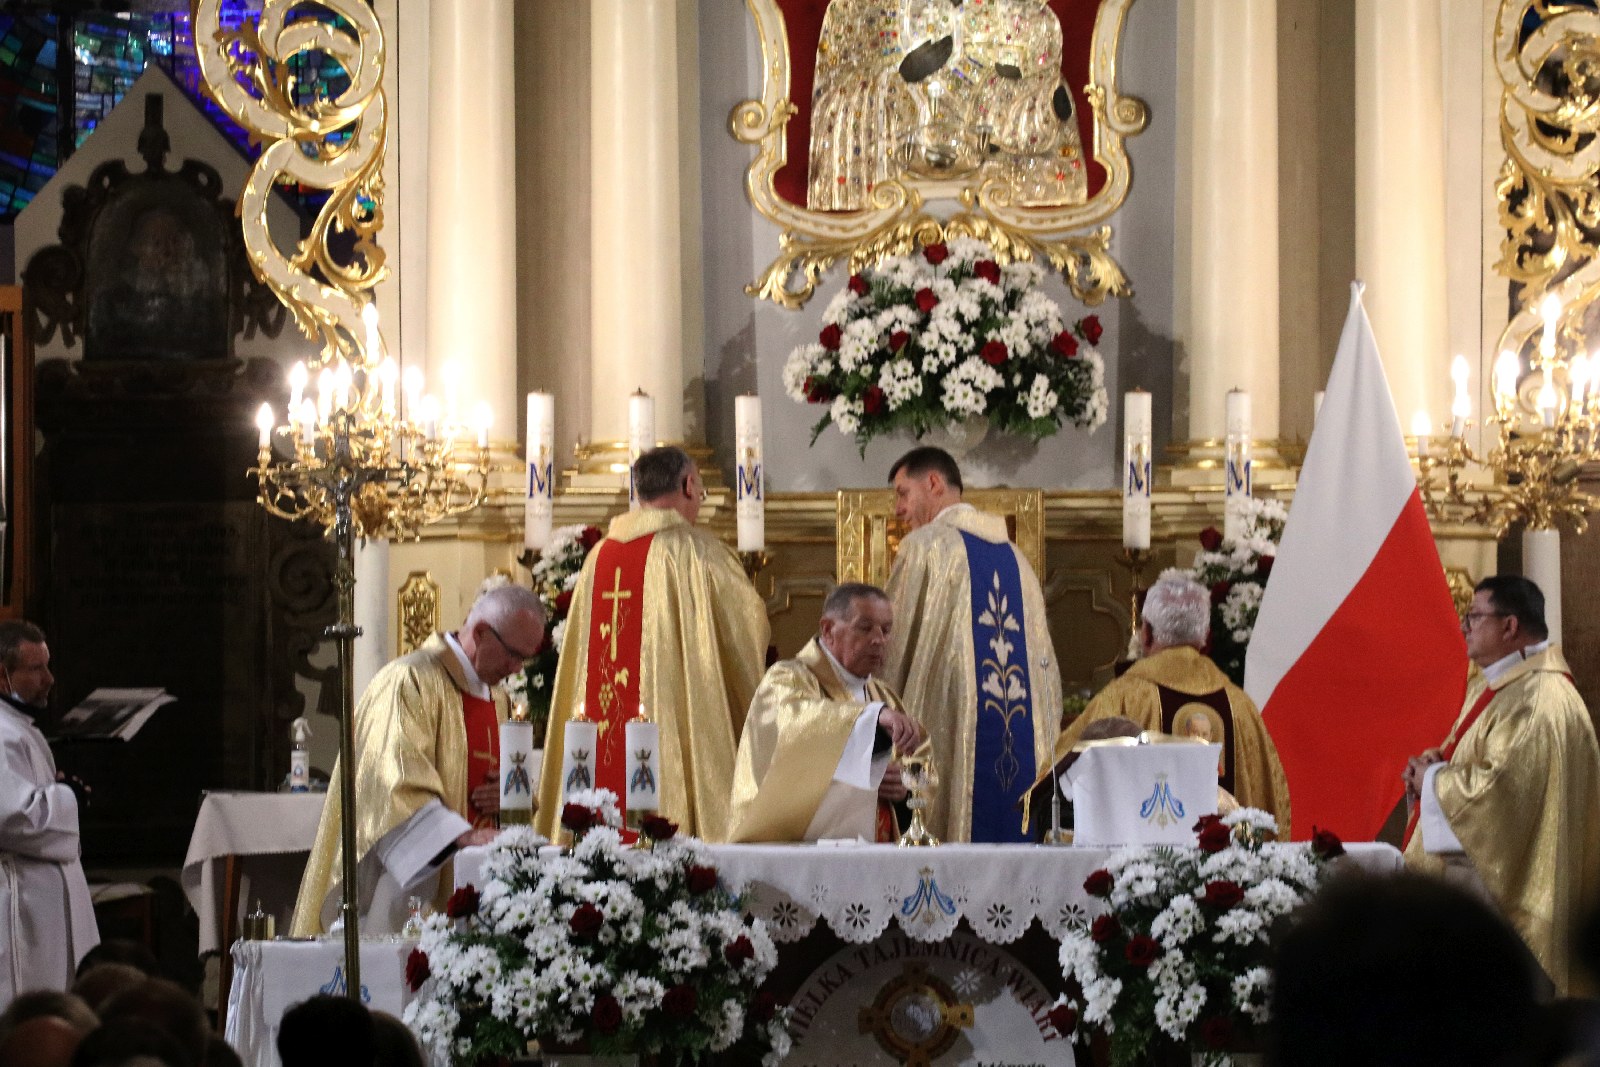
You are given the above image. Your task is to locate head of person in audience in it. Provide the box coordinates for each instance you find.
[276,995,375,1067]
[1138,575,1210,657]
[72,965,150,1015]
[0,991,98,1046]
[633,446,705,525]
[1464,575,1549,670]
[818,583,893,680]
[458,581,546,689]
[0,1016,87,1067]
[1269,872,1540,1067]
[67,1020,187,1067]
[888,446,963,531]
[95,980,208,1067]
[75,940,160,981]
[370,1011,426,1067]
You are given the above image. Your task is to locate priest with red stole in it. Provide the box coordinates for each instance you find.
[290,583,545,935]
[535,446,770,841]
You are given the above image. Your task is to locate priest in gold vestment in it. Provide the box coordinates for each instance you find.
[729,584,925,842]
[1057,575,1292,834]
[536,447,770,842]
[290,584,544,935]
[1403,576,1600,996]
[883,447,1061,843]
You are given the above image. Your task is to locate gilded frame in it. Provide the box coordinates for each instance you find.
[837,488,1046,586]
[733,0,1148,309]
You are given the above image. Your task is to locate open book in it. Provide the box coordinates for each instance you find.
[54,688,175,741]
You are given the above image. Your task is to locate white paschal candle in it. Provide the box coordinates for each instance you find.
[561,716,599,801]
[525,392,555,551]
[624,718,661,823]
[627,391,655,509]
[499,719,537,826]
[735,395,765,551]
[1122,390,1152,550]
[1224,390,1252,541]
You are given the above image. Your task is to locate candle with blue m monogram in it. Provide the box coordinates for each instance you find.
[1122,389,1152,550]
[524,392,555,550]
[735,395,765,551]
[1224,389,1253,541]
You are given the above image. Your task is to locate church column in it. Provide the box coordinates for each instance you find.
[425,0,518,438]
[1176,0,1280,453]
[1355,0,1448,433]
[587,0,704,454]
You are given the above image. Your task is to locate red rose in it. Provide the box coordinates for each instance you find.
[591,994,623,1033]
[1083,869,1114,898]
[1197,821,1233,853]
[1210,581,1232,606]
[445,885,479,919]
[974,259,1001,285]
[1089,914,1121,944]
[1050,330,1079,359]
[724,936,756,966]
[848,273,870,296]
[923,242,949,265]
[554,589,575,615]
[981,340,1008,366]
[641,814,678,841]
[405,948,430,991]
[889,330,911,352]
[802,376,835,404]
[569,902,605,938]
[819,323,843,350]
[561,803,595,834]
[915,288,939,313]
[751,989,778,1023]
[578,525,604,550]
[1047,1004,1078,1037]
[1200,880,1245,910]
[1198,526,1224,551]
[663,984,699,1019]
[686,865,719,894]
[863,386,887,415]
[1257,554,1276,579]
[1312,826,1346,859]
[1080,315,1103,344]
[1124,935,1160,968]
[1199,1014,1235,1050]
[1194,813,1224,833]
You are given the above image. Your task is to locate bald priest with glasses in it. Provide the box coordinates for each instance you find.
[292,582,546,935]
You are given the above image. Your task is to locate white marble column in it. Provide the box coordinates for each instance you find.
[352,539,391,696]
[1178,0,1280,444]
[589,0,703,446]
[425,0,518,437]
[1355,0,1449,431]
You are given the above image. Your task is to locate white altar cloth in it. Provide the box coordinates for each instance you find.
[224,938,414,1067]
[454,841,1402,945]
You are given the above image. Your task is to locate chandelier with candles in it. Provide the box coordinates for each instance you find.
[1418,294,1599,535]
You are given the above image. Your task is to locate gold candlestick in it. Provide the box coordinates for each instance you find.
[1116,547,1152,645]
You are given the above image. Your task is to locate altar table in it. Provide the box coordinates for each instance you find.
[224,938,414,1067]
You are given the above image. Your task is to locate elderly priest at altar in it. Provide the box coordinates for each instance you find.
[729,584,925,842]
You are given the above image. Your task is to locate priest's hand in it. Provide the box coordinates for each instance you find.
[878,764,908,804]
[1402,749,1443,805]
[470,775,500,818]
[878,708,924,754]
[455,827,499,848]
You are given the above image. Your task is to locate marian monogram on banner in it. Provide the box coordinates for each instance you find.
[1139,773,1186,828]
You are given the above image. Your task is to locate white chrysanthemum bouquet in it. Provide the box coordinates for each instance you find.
[783,238,1108,453]
[502,523,604,737]
[402,791,791,1066]
[1047,809,1346,1067]
[1163,497,1287,686]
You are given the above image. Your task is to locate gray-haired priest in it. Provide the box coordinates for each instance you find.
[728,584,925,842]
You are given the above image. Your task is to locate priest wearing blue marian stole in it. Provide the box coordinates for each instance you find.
[883,447,1062,842]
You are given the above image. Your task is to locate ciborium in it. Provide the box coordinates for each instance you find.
[896,751,941,848]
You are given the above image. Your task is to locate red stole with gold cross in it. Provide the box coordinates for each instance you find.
[582,533,655,818]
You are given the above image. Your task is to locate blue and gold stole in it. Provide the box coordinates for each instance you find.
[961,531,1038,843]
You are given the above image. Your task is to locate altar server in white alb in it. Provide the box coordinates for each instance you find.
[883,447,1062,843]
[0,620,98,1009]
[728,583,925,842]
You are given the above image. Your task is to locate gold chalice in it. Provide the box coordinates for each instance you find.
[896,750,941,848]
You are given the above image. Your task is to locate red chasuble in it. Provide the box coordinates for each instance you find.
[463,691,499,828]
[583,533,655,826]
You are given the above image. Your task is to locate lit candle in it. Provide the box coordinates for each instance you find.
[255,403,274,448]
[362,302,381,362]
[1224,390,1252,541]
[297,398,317,438]
[734,395,765,552]
[1538,372,1558,428]
[627,391,655,509]
[499,718,537,827]
[1313,390,1325,425]
[419,395,441,440]
[472,402,492,448]
[378,358,398,416]
[288,361,307,414]
[1122,390,1152,551]
[561,712,600,802]
[624,712,661,830]
[402,365,424,420]
[1411,411,1431,463]
[1494,350,1520,409]
[1450,355,1471,437]
[525,392,556,551]
[1540,294,1561,361]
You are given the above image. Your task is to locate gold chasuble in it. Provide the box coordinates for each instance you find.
[884,503,1061,843]
[1404,647,1600,996]
[536,508,770,841]
[728,638,915,842]
[1058,646,1291,835]
[290,634,509,936]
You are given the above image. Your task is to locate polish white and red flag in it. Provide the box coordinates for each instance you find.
[1245,283,1467,841]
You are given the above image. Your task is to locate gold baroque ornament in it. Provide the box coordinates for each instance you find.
[734,0,1147,309]
[397,571,441,656]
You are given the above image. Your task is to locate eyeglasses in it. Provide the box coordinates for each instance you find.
[1461,611,1509,630]
[484,623,540,664]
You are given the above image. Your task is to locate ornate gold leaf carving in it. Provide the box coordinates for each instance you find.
[398,570,440,656]
[836,488,1045,586]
